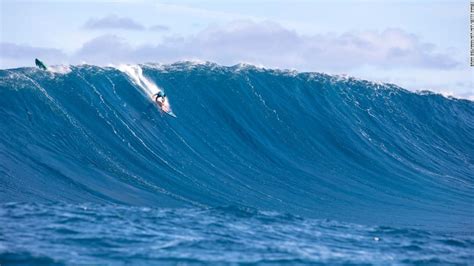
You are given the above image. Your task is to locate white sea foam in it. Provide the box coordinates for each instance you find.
[114,64,175,115]
[115,64,161,97]
[48,65,72,74]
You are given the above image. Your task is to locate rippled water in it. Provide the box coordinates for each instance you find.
[1,203,472,265]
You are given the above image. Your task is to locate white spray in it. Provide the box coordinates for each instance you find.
[116,64,161,97]
[115,64,175,116]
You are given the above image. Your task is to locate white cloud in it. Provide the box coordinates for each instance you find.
[74,20,459,71]
[0,43,67,68]
[82,15,169,32]
[1,20,470,99]
[83,15,145,30]
[73,35,136,65]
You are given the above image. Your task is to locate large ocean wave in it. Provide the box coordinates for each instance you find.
[1,62,473,228]
[0,62,473,264]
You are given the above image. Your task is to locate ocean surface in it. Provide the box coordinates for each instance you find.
[0,62,473,265]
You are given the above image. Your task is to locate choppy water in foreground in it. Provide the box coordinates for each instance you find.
[1,203,473,265]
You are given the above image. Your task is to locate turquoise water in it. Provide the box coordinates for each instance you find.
[0,62,473,264]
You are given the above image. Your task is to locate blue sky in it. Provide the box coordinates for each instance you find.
[1,0,472,99]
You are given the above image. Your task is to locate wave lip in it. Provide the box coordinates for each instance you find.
[0,62,473,231]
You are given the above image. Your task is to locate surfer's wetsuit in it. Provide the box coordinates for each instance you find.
[154,91,166,101]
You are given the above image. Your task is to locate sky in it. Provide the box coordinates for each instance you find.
[1,0,473,99]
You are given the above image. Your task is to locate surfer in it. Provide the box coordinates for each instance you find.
[154,91,166,108]
[35,58,47,70]
[153,91,175,116]
[154,91,173,113]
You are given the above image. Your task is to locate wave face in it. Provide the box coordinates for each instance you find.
[0,62,473,229]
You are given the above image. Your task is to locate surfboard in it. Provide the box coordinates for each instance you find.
[165,111,177,118]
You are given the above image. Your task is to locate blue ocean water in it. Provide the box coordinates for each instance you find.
[0,62,473,264]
